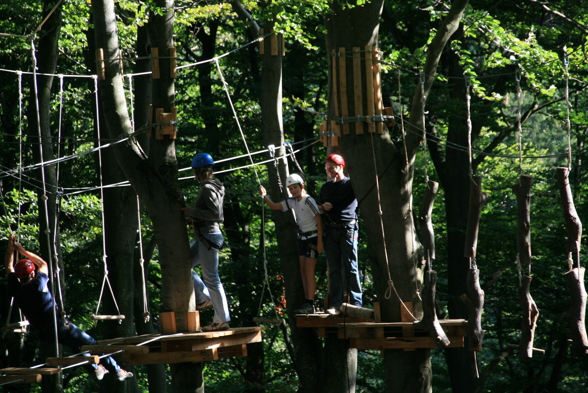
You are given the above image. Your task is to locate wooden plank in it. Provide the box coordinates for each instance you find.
[92,315,125,321]
[161,330,262,352]
[121,348,219,366]
[155,108,165,140]
[1,367,61,375]
[337,319,467,328]
[96,48,105,80]
[259,28,264,55]
[271,33,278,56]
[151,47,160,79]
[373,47,383,134]
[401,302,415,351]
[331,50,340,142]
[47,356,99,367]
[351,336,465,350]
[0,374,42,384]
[365,45,375,133]
[170,47,177,79]
[218,344,247,359]
[352,47,364,135]
[338,47,349,134]
[81,345,150,355]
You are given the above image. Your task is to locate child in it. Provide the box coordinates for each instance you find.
[260,174,324,314]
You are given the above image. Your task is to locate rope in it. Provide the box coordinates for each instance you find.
[369,131,416,321]
[136,196,151,323]
[399,68,409,169]
[214,58,261,185]
[93,76,123,321]
[419,71,429,182]
[30,35,61,358]
[53,75,66,314]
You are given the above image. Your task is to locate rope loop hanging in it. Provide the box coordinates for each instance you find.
[136,195,151,323]
[563,50,572,171]
[419,71,429,182]
[464,75,477,187]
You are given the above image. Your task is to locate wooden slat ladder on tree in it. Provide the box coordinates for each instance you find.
[321,46,394,148]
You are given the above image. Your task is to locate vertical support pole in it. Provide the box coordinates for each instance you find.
[338,48,349,135]
[364,46,375,133]
[352,47,364,135]
[373,47,383,134]
[170,47,177,79]
[96,48,105,81]
[151,47,160,79]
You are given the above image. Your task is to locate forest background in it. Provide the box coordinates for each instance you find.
[0,0,587,392]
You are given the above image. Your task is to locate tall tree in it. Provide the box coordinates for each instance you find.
[326,0,468,391]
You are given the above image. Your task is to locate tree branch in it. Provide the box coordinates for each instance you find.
[527,0,588,36]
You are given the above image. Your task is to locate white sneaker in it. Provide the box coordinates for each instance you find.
[326,307,340,316]
[117,369,134,381]
[95,364,109,380]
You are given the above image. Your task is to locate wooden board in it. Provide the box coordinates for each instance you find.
[81,344,150,355]
[46,355,100,366]
[0,374,42,384]
[350,336,465,350]
[0,367,61,375]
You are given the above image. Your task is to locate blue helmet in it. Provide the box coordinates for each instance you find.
[191,153,214,168]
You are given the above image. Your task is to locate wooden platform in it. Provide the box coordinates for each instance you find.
[82,326,264,366]
[0,367,61,385]
[296,310,467,350]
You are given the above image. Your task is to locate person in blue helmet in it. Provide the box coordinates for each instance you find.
[182,153,231,332]
[4,234,133,381]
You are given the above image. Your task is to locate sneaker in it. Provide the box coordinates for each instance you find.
[295,303,315,314]
[197,299,213,310]
[117,369,134,381]
[326,307,341,316]
[201,322,230,332]
[95,364,109,381]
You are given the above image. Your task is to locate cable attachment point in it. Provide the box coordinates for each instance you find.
[267,144,276,159]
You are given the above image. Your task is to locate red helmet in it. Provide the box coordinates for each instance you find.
[15,259,35,279]
[326,154,346,168]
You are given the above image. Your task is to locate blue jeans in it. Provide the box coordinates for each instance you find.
[190,232,230,324]
[39,321,121,373]
[325,223,362,309]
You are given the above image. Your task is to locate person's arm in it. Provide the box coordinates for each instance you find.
[14,241,48,275]
[5,234,16,276]
[260,185,284,211]
[315,214,324,254]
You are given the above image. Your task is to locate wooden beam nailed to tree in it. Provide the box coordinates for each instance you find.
[415,266,451,349]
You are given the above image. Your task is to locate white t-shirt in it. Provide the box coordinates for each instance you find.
[280,195,320,237]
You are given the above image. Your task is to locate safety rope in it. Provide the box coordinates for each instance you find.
[30,34,61,357]
[214,58,260,185]
[53,74,66,314]
[420,71,429,182]
[136,196,151,323]
[369,131,416,321]
[93,75,123,321]
[465,76,475,186]
[399,68,409,169]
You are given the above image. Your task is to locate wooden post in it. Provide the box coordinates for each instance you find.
[338,48,349,135]
[352,47,364,135]
[151,47,160,79]
[556,167,588,355]
[170,47,177,79]
[401,302,415,351]
[364,45,375,133]
[514,174,539,358]
[271,33,278,56]
[160,311,177,334]
[372,47,383,134]
[331,50,340,139]
[96,48,105,81]
[259,28,264,55]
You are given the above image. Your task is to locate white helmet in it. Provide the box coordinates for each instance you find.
[286,174,304,187]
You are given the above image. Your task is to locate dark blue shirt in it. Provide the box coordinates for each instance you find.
[319,177,357,223]
[8,272,59,328]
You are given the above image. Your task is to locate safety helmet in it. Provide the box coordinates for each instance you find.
[325,153,345,168]
[191,153,214,168]
[15,259,35,280]
[286,174,304,187]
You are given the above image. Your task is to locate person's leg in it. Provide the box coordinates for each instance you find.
[61,322,121,373]
[304,257,317,301]
[199,232,230,324]
[325,228,343,309]
[299,255,308,297]
[191,241,211,305]
[341,225,362,306]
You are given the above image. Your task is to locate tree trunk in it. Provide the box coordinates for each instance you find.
[27,1,62,391]
[92,0,200,391]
